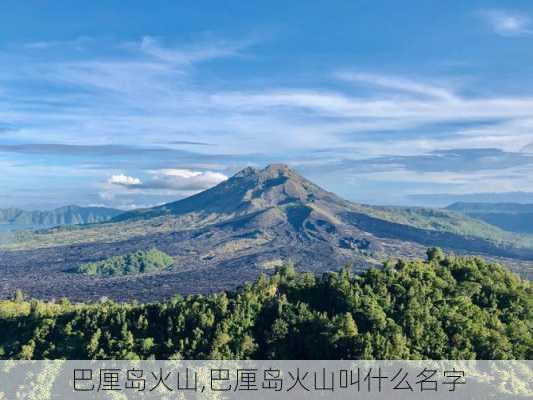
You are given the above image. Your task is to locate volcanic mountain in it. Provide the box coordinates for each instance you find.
[1,164,532,301]
[113,164,351,221]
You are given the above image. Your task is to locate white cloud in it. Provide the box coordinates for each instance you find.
[146,169,228,190]
[480,9,532,37]
[337,72,458,101]
[101,169,227,202]
[211,88,533,121]
[108,174,142,186]
[4,55,533,158]
[157,169,203,178]
[24,37,93,51]
[3,34,533,200]
[4,33,533,158]
[135,36,250,65]
[347,164,533,195]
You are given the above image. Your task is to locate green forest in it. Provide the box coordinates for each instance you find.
[74,248,174,277]
[0,249,531,360]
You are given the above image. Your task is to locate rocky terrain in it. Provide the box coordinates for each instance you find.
[0,164,532,302]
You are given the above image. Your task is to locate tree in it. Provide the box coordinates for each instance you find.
[141,337,155,354]
[19,340,36,360]
[340,313,358,338]
[86,329,102,357]
[427,247,445,262]
[14,289,24,303]
[278,262,296,280]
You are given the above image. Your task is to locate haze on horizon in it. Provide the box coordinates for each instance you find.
[1,1,533,210]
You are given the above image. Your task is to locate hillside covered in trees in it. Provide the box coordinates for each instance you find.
[0,251,530,360]
[447,202,533,235]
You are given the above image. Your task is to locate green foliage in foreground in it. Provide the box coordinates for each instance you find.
[0,252,531,360]
[74,248,174,277]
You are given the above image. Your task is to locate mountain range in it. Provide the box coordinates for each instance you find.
[408,192,533,207]
[447,202,533,235]
[0,205,122,229]
[0,164,531,302]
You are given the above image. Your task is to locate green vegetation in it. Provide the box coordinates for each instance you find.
[1,250,530,360]
[0,216,196,251]
[447,202,533,235]
[367,205,533,248]
[74,248,174,277]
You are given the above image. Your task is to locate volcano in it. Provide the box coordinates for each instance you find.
[113,163,352,221]
[1,164,532,301]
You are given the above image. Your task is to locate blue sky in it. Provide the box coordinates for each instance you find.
[1,1,533,209]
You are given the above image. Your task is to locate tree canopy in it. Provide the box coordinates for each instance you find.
[74,248,174,277]
[0,253,531,360]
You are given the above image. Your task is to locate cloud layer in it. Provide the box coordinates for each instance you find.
[1,25,533,208]
[101,169,228,203]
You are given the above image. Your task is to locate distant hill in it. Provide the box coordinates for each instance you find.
[408,192,533,207]
[1,164,532,302]
[0,205,123,229]
[522,142,533,153]
[447,202,533,235]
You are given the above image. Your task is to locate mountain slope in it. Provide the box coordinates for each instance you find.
[3,165,533,255]
[447,202,533,235]
[0,164,531,301]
